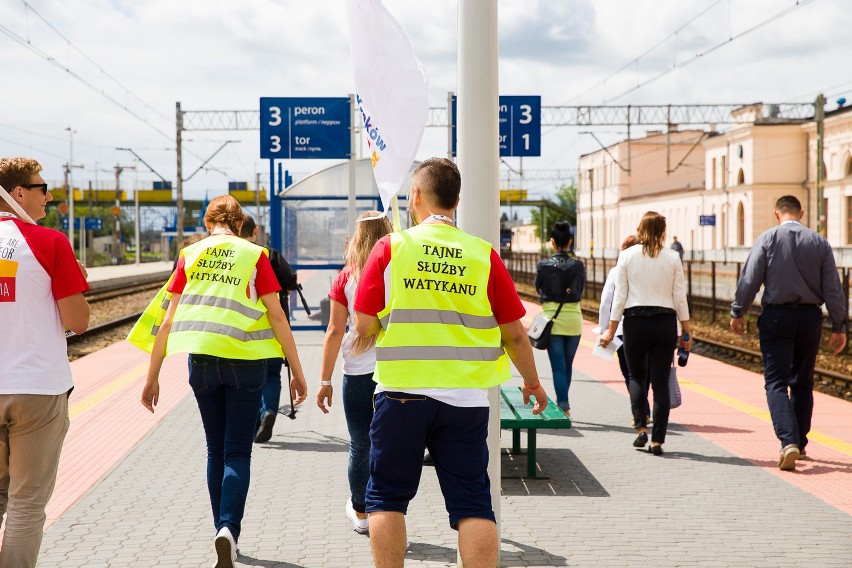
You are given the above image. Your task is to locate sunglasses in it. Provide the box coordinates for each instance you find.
[20,183,48,195]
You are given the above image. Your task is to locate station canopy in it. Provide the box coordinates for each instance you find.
[280,158,415,266]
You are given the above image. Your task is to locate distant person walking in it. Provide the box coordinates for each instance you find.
[731,195,846,471]
[315,211,392,535]
[137,196,307,568]
[354,158,547,568]
[600,212,691,455]
[239,215,299,444]
[598,235,650,420]
[670,235,684,260]
[534,221,585,416]
[0,158,90,567]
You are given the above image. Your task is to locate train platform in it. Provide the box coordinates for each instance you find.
[85,261,174,291]
[23,303,852,567]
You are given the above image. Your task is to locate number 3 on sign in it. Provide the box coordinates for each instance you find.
[270,136,281,153]
[269,106,282,126]
[519,104,532,124]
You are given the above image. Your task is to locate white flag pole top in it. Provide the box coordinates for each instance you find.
[0,184,36,224]
[347,0,429,215]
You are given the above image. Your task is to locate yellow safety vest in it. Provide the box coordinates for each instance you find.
[374,224,510,389]
[127,235,283,360]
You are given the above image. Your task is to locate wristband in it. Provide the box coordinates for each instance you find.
[524,380,541,390]
[319,380,332,387]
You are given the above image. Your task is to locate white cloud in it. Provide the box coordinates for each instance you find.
[0,0,850,203]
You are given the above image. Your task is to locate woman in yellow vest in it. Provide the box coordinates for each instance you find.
[139,195,307,568]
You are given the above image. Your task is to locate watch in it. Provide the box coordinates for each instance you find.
[730,310,743,318]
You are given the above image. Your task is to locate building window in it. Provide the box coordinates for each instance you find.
[721,156,727,187]
[711,158,717,189]
[737,169,745,185]
[824,197,829,236]
[847,197,852,244]
[845,155,852,177]
[737,201,745,246]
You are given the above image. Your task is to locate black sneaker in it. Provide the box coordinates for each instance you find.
[254,410,276,443]
[633,432,648,448]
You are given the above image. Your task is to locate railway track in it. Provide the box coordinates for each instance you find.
[518,290,852,395]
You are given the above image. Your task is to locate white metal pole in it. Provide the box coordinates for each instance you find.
[134,164,141,265]
[457,1,500,565]
[348,94,357,238]
[66,127,75,254]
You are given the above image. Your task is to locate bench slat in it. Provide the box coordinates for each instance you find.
[500,386,572,428]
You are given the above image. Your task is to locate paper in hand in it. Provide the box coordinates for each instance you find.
[592,335,622,360]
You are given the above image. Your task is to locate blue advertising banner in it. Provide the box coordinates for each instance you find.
[699,215,716,226]
[260,97,351,160]
[62,217,103,231]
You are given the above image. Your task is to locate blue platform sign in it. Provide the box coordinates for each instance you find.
[61,217,102,231]
[260,97,351,160]
[451,95,541,157]
[85,217,103,231]
[699,214,716,226]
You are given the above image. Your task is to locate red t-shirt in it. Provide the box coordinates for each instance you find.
[328,267,350,307]
[170,251,280,298]
[353,234,525,324]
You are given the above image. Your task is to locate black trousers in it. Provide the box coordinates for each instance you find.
[622,312,678,443]
[757,306,822,450]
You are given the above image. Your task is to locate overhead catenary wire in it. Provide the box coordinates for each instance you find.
[564,0,726,105]
[595,0,817,107]
[0,1,173,141]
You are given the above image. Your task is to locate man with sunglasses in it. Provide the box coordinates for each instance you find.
[0,158,90,566]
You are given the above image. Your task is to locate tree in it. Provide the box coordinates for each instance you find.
[530,181,577,249]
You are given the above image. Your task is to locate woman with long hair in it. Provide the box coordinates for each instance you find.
[315,211,393,534]
[600,211,692,455]
[534,221,586,415]
[139,195,307,567]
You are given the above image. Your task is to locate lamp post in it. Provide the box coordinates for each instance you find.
[64,127,83,257]
[116,148,170,265]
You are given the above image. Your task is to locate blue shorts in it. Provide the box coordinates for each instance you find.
[365,392,494,529]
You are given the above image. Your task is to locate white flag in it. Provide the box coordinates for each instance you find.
[347,0,429,213]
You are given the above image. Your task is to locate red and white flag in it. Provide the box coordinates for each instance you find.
[347,0,429,214]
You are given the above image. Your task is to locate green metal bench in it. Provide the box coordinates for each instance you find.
[500,385,572,479]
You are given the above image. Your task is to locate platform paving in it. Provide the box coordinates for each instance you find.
[33,317,852,567]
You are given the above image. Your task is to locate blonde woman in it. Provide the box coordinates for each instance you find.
[139,195,307,567]
[600,212,692,455]
[315,211,393,534]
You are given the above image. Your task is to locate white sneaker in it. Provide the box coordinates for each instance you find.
[345,499,369,534]
[214,526,237,568]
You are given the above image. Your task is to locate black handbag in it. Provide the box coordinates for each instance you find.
[528,291,569,350]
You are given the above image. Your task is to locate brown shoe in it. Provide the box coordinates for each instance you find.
[778,444,799,471]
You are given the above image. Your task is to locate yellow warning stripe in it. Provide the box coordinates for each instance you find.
[678,378,852,457]
[579,337,852,457]
[68,362,148,420]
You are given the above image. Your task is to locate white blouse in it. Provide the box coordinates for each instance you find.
[609,245,689,323]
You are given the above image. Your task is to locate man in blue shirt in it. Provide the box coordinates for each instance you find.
[731,195,846,471]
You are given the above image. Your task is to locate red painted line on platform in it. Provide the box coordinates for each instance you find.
[46,342,191,528]
[522,300,852,515]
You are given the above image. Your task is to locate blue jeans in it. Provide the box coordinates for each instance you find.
[341,373,376,514]
[758,306,822,450]
[188,354,265,541]
[257,358,283,428]
[546,334,581,410]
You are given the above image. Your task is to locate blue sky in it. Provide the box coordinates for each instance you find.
[1,0,850,205]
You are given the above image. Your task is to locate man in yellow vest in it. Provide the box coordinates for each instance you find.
[354,158,547,568]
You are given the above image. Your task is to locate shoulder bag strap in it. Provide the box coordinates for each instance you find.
[550,289,571,321]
